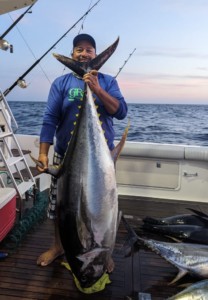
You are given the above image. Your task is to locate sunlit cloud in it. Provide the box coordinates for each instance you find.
[118,72,208,104]
[119,71,208,81]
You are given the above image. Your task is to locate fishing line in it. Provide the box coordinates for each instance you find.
[8,14,52,86]
[61,0,94,75]
[77,0,94,34]
[2,0,102,98]
[0,3,36,39]
[115,48,136,78]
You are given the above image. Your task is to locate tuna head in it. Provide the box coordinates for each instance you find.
[75,248,109,287]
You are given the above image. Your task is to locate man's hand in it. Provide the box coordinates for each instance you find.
[83,70,119,114]
[37,153,49,172]
[83,70,101,94]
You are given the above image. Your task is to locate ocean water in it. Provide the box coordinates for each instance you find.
[8,101,208,146]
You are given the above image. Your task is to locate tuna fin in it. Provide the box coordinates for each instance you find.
[77,248,109,270]
[168,269,188,285]
[111,121,130,163]
[187,208,208,227]
[76,217,91,249]
[53,37,119,77]
[116,210,123,231]
[165,236,182,243]
[187,208,208,219]
[29,154,61,177]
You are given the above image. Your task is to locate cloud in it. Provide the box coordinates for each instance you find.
[136,49,208,59]
[161,0,208,14]
[120,71,208,81]
[196,67,208,71]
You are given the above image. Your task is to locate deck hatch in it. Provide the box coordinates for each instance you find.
[116,157,180,189]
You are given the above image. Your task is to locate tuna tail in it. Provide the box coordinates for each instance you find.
[121,215,143,256]
[52,37,119,77]
[122,215,140,244]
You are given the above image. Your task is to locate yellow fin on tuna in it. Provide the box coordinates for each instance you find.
[111,120,130,163]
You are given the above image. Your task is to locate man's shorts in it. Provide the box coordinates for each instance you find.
[47,152,63,220]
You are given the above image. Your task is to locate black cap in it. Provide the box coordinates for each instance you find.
[73,34,96,50]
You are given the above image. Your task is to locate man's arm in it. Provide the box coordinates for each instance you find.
[37,142,50,171]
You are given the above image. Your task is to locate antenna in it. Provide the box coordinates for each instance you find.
[115,48,136,78]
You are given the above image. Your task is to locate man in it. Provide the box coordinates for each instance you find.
[36,33,128,273]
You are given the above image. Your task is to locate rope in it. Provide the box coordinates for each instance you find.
[3,190,48,250]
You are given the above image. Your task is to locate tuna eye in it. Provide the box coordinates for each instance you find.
[81,275,88,283]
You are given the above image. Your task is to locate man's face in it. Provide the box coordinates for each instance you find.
[72,40,96,62]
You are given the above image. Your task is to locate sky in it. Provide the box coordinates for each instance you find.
[1,0,208,104]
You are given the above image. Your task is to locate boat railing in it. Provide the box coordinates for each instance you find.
[117,141,208,161]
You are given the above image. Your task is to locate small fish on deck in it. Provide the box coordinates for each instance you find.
[141,223,208,244]
[167,279,208,299]
[142,209,208,244]
[143,209,208,226]
[122,216,208,285]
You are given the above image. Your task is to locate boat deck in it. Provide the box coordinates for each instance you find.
[1,195,208,300]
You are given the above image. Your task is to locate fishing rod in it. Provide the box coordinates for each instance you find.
[0,2,37,53]
[1,3,36,39]
[2,0,101,98]
[115,48,136,78]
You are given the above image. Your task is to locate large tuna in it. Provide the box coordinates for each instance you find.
[32,38,128,288]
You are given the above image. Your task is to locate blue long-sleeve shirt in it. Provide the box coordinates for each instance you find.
[40,72,128,156]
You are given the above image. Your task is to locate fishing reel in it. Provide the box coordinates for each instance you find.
[17,79,27,89]
[0,39,13,53]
